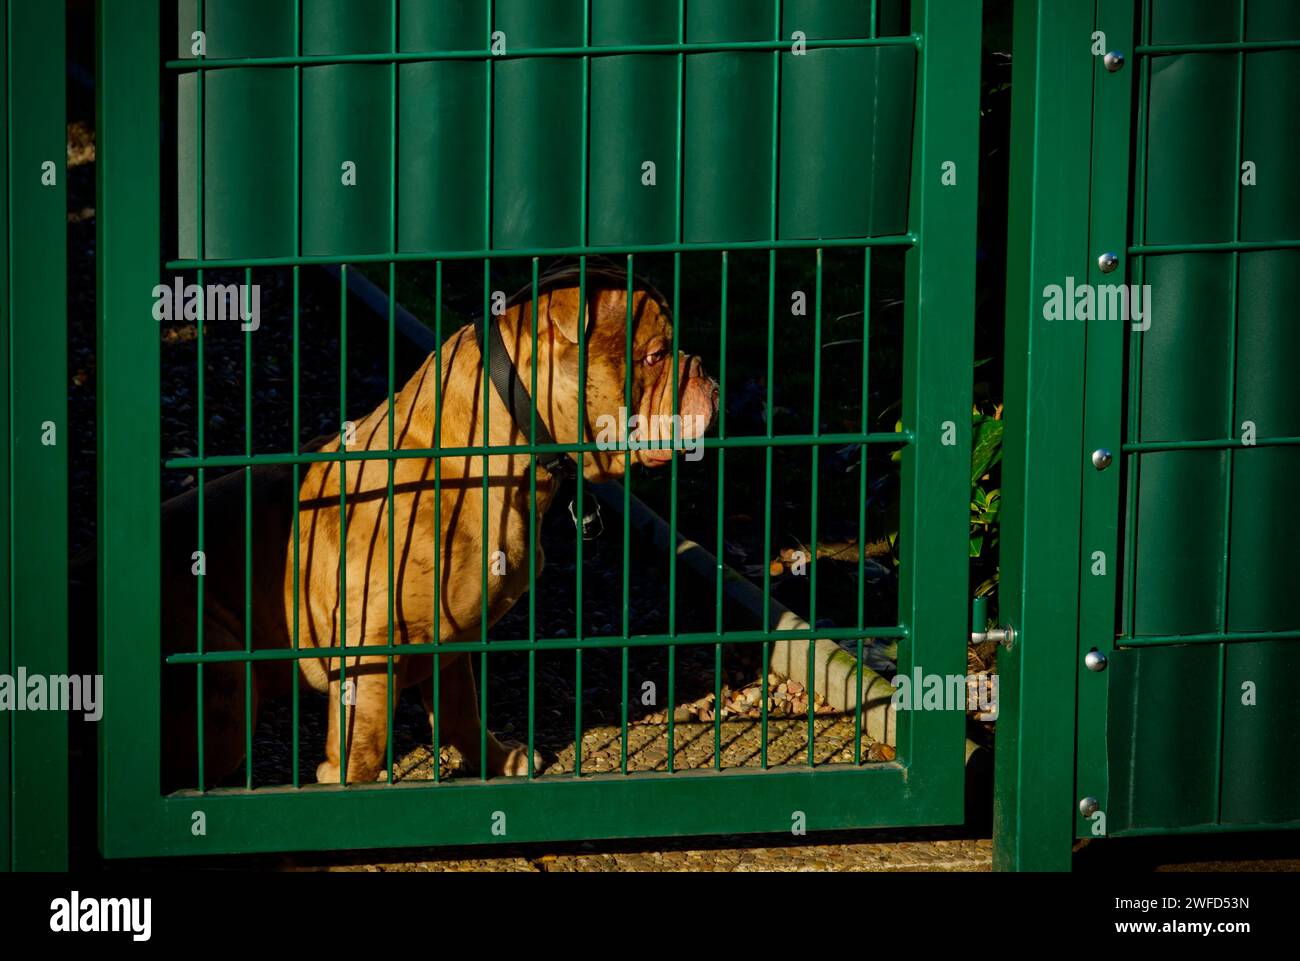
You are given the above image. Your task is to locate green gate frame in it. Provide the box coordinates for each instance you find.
[997,0,1300,869]
[1,0,68,872]
[96,0,981,859]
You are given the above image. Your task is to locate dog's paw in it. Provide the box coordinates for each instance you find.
[497,743,544,777]
[315,759,387,784]
[470,736,543,777]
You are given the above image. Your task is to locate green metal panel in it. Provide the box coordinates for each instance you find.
[1221,641,1300,825]
[104,0,981,858]
[302,5,393,256]
[398,1,486,252]
[98,0,164,853]
[177,1,296,260]
[895,0,980,824]
[1106,646,1222,833]
[778,1,914,239]
[0,0,10,874]
[1149,0,1239,45]
[3,0,69,871]
[1082,0,1300,843]
[492,0,583,249]
[682,0,773,242]
[1228,251,1300,634]
[1074,0,1137,845]
[587,1,676,247]
[993,0,1096,871]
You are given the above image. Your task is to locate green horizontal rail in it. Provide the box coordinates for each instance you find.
[163,431,914,470]
[1135,39,1300,55]
[164,234,917,270]
[165,624,910,664]
[1120,629,1300,648]
[165,34,922,71]
[1122,436,1300,453]
[1127,238,1300,256]
[103,763,955,860]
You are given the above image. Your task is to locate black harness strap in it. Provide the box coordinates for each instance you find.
[474,312,578,483]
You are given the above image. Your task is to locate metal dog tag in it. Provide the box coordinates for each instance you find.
[568,494,604,541]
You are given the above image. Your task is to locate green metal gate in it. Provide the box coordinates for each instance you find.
[997,0,1300,869]
[96,0,981,858]
[1,0,68,871]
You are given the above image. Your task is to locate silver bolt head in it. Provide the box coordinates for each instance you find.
[1079,796,1100,817]
[1085,649,1108,672]
[1091,448,1113,470]
[1098,251,1120,273]
[1103,51,1125,72]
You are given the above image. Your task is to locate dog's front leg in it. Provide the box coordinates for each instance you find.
[316,650,397,784]
[420,653,541,777]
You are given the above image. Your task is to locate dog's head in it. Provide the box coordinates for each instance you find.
[505,264,719,480]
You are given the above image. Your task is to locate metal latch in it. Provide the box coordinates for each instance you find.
[970,595,1015,650]
[971,624,1016,650]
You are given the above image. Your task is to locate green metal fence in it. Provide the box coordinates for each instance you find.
[997,0,1300,869]
[95,0,981,858]
[1,0,68,871]
[5,0,1294,872]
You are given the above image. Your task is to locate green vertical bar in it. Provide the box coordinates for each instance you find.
[337,264,348,783]
[385,0,398,787]
[290,0,302,790]
[574,253,586,777]
[898,0,978,826]
[243,267,253,789]
[713,252,727,769]
[572,0,590,776]
[620,255,632,775]
[6,0,68,869]
[759,0,783,771]
[855,248,871,765]
[0,0,11,870]
[479,0,493,782]
[665,0,686,775]
[806,250,822,765]
[432,260,443,782]
[291,262,301,787]
[1121,0,1151,639]
[98,0,165,855]
[1075,0,1136,841]
[193,0,207,793]
[1213,0,1248,825]
[527,257,539,778]
[994,0,1091,871]
[480,254,489,780]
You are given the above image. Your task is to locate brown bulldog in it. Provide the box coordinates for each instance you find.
[160,265,719,790]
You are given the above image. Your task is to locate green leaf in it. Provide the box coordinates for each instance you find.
[970,415,1004,484]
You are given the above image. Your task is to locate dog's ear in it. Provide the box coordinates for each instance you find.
[545,286,591,344]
